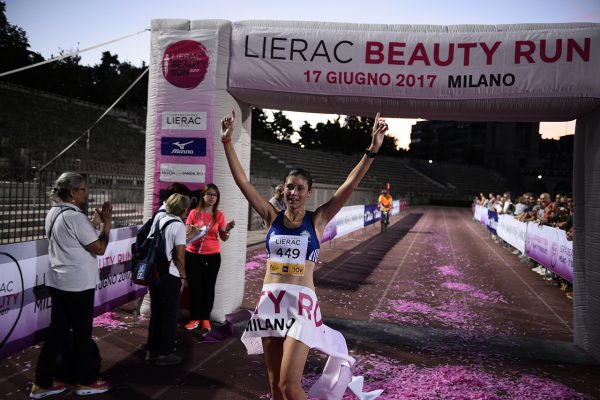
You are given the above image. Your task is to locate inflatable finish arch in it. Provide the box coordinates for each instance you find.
[145,19,600,360]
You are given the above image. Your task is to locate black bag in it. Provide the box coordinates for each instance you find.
[131,218,179,286]
[132,210,160,256]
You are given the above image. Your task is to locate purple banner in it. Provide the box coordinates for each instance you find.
[322,219,337,243]
[364,204,379,226]
[486,210,498,235]
[525,224,573,282]
[0,227,144,360]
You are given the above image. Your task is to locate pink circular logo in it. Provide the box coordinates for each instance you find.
[161,40,209,89]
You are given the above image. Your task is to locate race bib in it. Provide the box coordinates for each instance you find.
[268,234,307,276]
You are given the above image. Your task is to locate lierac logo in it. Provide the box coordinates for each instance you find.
[162,40,210,89]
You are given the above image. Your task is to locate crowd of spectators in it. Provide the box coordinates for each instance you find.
[474,191,574,299]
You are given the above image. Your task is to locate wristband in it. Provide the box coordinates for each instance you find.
[222,138,232,144]
[364,148,377,158]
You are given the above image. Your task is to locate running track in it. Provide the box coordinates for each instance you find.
[1,207,599,399]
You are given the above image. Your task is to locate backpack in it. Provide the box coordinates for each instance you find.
[131,217,179,286]
[132,210,160,256]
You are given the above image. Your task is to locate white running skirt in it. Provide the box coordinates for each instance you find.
[241,283,382,400]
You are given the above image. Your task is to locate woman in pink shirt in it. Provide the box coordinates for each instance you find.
[184,184,235,332]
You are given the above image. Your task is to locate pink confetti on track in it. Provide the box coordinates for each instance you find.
[437,265,462,277]
[304,354,593,400]
[442,282,474,292]
[442,282,508,304]
[92,312,128,330]
[245,251,267,272]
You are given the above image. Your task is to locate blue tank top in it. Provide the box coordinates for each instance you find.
[266,211,320,263]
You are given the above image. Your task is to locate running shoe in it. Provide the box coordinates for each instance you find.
[30,381,67,399]
[75,379,112,396]
[566,292,573,300]
[200,320,212,333]
[184,320,199,330]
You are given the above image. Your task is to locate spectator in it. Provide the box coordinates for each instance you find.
[31,172,112,398]
[514,195,528,216]
[502,192,514,214]
[139,183,194,318]
[183,184,235,333]
[269,184,286,212]
[145,193,190,366]
[537,193,555,225]
[494,195,504,213]
[487,193,496,210]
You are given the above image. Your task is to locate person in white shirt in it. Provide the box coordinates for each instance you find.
[32,172,113,398]
[268,184,286,212]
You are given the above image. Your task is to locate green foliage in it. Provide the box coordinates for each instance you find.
[0,3,148,112]
[270,111,294,141]
[298,121,319,148]
[252,107,275,141]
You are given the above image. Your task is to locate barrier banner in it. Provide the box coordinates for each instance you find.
[0,227,143,360]
[496,214,527,254]
[391,200,400,215]
[334,205,365,237]
[474,204,483,221]
[364,204,379,226]
[322,219,337,243]
[525,224,573,282]
[486,210,498,235]
[479,206,489,227]
[399,200,408,213]
[151,29,218,210]
[230,23,600,100]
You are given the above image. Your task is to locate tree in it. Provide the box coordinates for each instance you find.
[315,117,345,153]
[252,107,275,141]
[378,135,400,156]
[298,121,319,148]
[344,115,374,154]
[270,111,294,142]
[0,1,44,86]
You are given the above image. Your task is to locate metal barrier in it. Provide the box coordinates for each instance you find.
[0,159,144,244]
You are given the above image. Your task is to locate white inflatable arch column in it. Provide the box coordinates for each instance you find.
[145,20,250,322]
[573,109,600,359]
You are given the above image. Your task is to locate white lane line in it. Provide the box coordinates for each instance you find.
[441,208,469,305]
[367,210,430,323]
[461,209,573,333]
[349,209,429,355]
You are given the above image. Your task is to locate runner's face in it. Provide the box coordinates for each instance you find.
[284,176,310,209]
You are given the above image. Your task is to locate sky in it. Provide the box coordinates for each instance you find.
[6,0,600,148]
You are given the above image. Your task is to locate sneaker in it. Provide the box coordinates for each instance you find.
[184,320,199,330]
[566,292,573,300]
[30,381,67,399]
[533,266,546,275]
[155,353,182,366]
[200,320,212,333]
[75,379,112,396]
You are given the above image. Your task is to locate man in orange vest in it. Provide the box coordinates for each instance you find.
[378,188,393,232]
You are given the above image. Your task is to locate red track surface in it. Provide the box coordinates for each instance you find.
[2,207,599,399]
